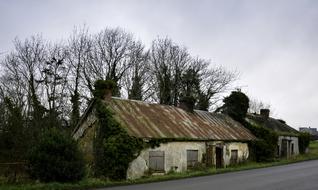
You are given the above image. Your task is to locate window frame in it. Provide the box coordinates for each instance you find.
[149,151,165,172]
[187,149,199,168]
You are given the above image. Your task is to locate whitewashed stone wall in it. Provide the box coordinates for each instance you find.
[224,142,249,166]
[127,141,249,179]
[278,136,299,157]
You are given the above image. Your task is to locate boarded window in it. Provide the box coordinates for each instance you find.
[230,150,238,164]
[187,150,199,168]
[149,151,164,171]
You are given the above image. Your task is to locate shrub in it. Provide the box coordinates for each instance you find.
[27,128,85,182]
[299,132,311,154]
[249,140,275,162]
[244,122,278,162]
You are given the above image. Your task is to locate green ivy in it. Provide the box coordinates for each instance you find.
[243,121,278,162]
[92,80,145,180]
[298,132,310,154]
[93,80,117,99]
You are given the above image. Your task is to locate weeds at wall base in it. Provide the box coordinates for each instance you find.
[2,141,318,190]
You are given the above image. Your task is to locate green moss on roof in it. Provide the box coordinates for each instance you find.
[246,114,299,136]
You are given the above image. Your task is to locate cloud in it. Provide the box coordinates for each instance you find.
[1,0,317,129]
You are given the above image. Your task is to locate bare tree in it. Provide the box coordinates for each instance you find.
[0,54,27,110]
[149,37,237,109]
[83,28,136,96]
[0,27,239,132]
[1,36,72,128]
[177,57,238,111]
[149,37,191,105]
[122,41,151,100]
[197,65,238,110]
[6,36,47,120]
[65,26,92,128]
[36,43,70,127]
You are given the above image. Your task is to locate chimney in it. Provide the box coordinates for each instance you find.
[103,88,112,102]
[93,80,115,102]
[178,96,195,113]
[260,109,270,119]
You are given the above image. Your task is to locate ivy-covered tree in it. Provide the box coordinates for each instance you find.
[220,90,250,122]
[158,65,173,105]
[129,73,143,100]
[180,68,200,98]
[125,41,149,101]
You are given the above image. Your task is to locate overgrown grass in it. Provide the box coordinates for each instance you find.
[2,141,318,190]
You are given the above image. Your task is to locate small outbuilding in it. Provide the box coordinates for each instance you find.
[246,109,300,158]
[73,94,256,179]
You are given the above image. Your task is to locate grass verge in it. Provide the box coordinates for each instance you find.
[1,141,318,190]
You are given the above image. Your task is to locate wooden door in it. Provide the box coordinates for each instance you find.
[206,145,213,167]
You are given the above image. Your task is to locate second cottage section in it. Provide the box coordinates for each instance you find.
[247,109,300,158]
[73,95,256,179]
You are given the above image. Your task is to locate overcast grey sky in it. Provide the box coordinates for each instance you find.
[1,0,317,129]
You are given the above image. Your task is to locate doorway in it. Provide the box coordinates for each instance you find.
[215,147,223,168]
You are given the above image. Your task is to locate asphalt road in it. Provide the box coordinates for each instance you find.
[101,160,318,190]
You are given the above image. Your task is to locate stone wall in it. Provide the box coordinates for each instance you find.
[127,141,249,179]
[73,112,97,140]
[224,142,249,165]
[278,136,299,158]
[77,123,96,165]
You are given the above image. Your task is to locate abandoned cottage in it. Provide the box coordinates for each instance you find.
[73,92,256,179]
[246,109,300,158]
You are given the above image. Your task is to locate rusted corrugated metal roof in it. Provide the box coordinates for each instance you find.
[108,98,256,141]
